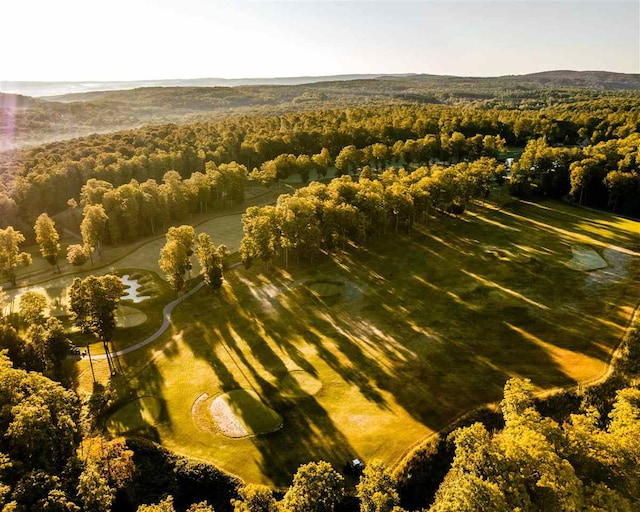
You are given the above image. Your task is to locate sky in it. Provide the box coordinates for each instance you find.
[0,0,638,82]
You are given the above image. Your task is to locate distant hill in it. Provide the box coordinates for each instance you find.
[0,92,40,109]
[0,74,385,99]
[1,70,638,151]
[1,71,637,99]
[379,70,640,91]
[515,70,640,90]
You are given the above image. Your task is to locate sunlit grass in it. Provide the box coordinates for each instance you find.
[78,198,640,486]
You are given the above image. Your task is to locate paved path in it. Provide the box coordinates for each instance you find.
[86,262,247,361]
[90,281,205,360]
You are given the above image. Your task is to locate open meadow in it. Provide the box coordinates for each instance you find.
[78,198,640,487]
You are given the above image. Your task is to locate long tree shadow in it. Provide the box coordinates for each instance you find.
[251,393,359,486]
[147,196,639,485]
[102,356,168,442]
[174,286,361,487]
[177,322,241,392]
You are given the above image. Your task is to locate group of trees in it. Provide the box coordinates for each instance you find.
[249,148,332,185]
[510,132,640,215]
[3,95,638,230]
[249,132,506,187]
[332,133,505,177]
[0,352,139,511]
[0,226,31,286]
[429,379,640,511]
[69,274,125,376]
[241,159,504,269]
[0,211,101,288]
[159,225,229,294]
[1,345,235,511]
[76,162,248,247]
[0,290,70,382]
[225,378,640,512]
[0,270,125,383]
[138,459,399,512]
[570,133,640,214]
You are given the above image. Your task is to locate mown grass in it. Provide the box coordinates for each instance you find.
[79,198,640,487]
[105,395,162,435]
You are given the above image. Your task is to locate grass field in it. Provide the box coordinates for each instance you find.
[81,198,640,487]
[106,395,162,435]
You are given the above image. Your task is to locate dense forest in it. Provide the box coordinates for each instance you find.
[1,71,639,150]
[1,91,639,237]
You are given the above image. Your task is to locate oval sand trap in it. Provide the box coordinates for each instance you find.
[105,396,161,434]
[209,390,282,438]
[116,305,148,328]
[307,281,344,298]
[280,370,322,398]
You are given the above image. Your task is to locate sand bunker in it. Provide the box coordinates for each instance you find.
[208,390,282,438]
[121,275,151,303]
[116,305,147,328]
[584,247,632,289]
[565,245,608,271]
[280,370,322,398]
[192,393,215,432]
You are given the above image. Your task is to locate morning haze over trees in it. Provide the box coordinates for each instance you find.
[1,55,639,512]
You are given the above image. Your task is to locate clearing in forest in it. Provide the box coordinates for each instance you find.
[80,198,640,486]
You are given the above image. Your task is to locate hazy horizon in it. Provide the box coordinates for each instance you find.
[1,1,638,84]
[2,68,637,99]
[4,68,639,84]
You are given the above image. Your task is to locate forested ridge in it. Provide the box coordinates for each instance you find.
[1,71,638,150]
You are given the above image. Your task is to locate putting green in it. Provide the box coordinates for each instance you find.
[280,370,323,398]
[105,396,161,435]
[209,390,282,438]
[307,281,345,298]
[566,245,608,271]
[115,305,148,328]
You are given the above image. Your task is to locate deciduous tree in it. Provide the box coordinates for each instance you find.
[137,496,176,512]
[19,291,48,326]
[159,225,195,293]
[356,461,400,512]
[0,227,32,286]
[232,484,278,512]
[69,275,124,374]
[81,204,108,264]
[196,233,225,289]
[281,461,344,512]
[34,213,61,272]
[66,244,88,267]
